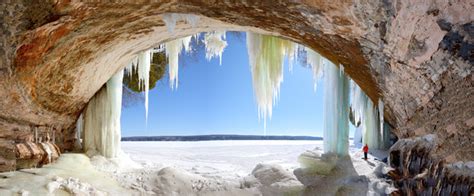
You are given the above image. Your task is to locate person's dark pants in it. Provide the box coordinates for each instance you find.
[364,152,367,160]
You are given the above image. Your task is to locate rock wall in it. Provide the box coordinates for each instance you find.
[0,0,472,172]
[388,135,474,195]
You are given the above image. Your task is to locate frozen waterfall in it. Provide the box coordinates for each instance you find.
[323,61,350,156]
[350,80,390,150]
[363,100,379,149]
[82,70,124,158]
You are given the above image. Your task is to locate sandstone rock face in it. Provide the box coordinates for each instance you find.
[0,1,472,171]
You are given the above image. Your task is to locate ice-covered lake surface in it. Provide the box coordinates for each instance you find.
[122,140,323,178]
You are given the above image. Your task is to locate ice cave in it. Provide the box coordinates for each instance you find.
[0,1,473,196]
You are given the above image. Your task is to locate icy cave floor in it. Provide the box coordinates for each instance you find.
[0,140,392,195]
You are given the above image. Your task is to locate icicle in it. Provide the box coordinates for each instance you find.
[305,47,323,91]
[284,42,299,73]
[162,13,200,33]
[203,31,228,65]
[34,127,38,143]
[181,36,193,53]
[378,99,384,141]
[124,56,138,80]
[350,80,367,127]
[75,113,83,148]
[52,127,55,144]
[137,50,151,122]
[83,70,124,158]
[165,35,194,90]
[323,61,350,156]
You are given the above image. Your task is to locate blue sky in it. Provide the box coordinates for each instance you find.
[121,32,336,137]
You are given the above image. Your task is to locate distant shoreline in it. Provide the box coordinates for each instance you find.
[121,134,323,141]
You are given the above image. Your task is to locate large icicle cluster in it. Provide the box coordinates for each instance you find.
[124,50,152,122]
[350,80,390,150]
[161,13,200,90]
[246,32,299,134]
[203,31,228,65]
[323,61,350,156]
[82,70,124,158]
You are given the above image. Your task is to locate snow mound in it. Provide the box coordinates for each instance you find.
[154,167,235,195]
[294,151,371,195]
[46,176,106,195]
[251,163,295,186]
[246,163,303,195]
[296,150,338,176]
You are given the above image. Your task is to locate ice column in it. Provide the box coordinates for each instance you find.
[203,31,228,65]
[382,121,391,149]
[323,61,350,156]
[378,99,386,148]
[75,113,83,149]
[83,70,124,158]
[363,100,379,149]
[353,126,363,147]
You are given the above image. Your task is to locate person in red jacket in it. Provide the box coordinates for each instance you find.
[363,144,369,160]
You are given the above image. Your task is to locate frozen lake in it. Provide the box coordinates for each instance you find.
[122,140,324,178]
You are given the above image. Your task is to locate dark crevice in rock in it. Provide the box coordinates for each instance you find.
[439,22,474,64]
[437,19,452,32]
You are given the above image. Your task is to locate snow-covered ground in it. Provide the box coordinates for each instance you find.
[0,140,394,195]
